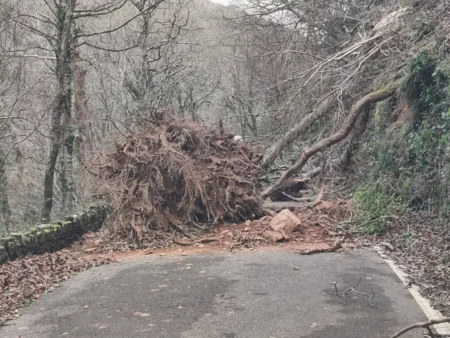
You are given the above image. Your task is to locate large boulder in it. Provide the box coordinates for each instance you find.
[269,209,302,239]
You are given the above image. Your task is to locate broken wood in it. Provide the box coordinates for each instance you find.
[267,177,310,201]
[299,242,342,255]
[282,184,324,203]
[262,86,396,199]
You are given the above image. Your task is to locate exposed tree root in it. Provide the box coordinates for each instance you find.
[93,113,263,244]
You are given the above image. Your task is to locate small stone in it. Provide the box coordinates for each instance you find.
[83,305,89,309]
[263,230,284,243]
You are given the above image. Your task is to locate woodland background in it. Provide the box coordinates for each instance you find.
[0,0,449,236]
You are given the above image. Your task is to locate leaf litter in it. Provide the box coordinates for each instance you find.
[0,251,109,325]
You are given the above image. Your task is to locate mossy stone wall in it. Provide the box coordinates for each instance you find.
[0,205,108,264]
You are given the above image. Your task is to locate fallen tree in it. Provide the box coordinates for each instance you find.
[261,95,334,169]
[262,85,396,200]
[94,113,263,243]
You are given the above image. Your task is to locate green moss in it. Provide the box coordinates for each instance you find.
[355,49,450,221]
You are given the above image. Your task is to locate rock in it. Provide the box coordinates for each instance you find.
[269,209,301,238]
[263,230,284,243]
[243,227,250,232]
[244,220,252,226]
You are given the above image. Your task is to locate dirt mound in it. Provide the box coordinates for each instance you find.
[95,114,263,245]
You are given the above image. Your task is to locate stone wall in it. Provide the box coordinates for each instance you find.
[0,205,108,264]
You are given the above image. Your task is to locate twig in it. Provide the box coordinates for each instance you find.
[282,191,317,202]
[391,318,450,338]
[325,277,378,308]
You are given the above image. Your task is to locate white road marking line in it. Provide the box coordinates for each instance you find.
[375,246,450,335]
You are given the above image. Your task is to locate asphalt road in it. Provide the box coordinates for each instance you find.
[1,249,427,338]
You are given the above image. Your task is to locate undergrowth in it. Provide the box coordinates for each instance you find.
[352,47,450,233]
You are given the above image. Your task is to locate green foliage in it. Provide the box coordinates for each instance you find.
[400,49,450,127]
[352,179,404,234]
[353,49,450,232]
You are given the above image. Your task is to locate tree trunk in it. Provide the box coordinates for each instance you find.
[74,52,93,167]
[41,0,76,223]
[262,86,396,200]
[339,106,370,171]
[0,151,11,234]
[261,95,334,169]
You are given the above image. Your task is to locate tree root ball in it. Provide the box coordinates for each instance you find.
[93,113,263,243]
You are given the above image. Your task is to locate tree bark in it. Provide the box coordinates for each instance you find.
[41,0,76,223]
[262,86,396,200]
[338,106,370,171]
[0,150,11,234]
[74,52,93,167]
[262,95,334,169]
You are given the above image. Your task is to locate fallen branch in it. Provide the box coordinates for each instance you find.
[391,317,450,338]
[299,241,342,255]
[282,192,316,202]
[262,85,396,199]
[173,235,224,246]
[326,277,377,307]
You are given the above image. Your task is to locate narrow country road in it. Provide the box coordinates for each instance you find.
[1,249,427,338]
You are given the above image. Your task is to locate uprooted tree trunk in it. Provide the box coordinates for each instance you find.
[262,86,396,200]
[261,95,334,170]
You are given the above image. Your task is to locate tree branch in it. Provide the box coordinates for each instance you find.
[261,85,396,199]
[391,317,450,338]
